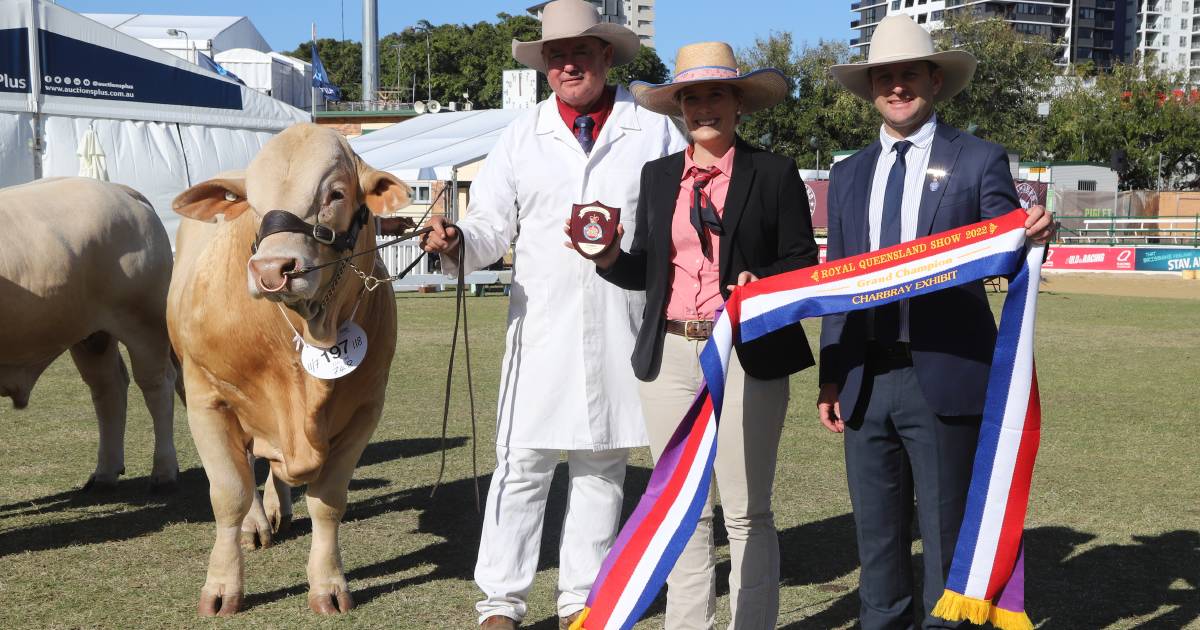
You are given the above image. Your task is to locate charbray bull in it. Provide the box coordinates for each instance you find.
[167,124,409,616]
[0,177,178,491]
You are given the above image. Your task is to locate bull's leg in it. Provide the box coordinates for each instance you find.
[122,328,179,492]
[69,332,129,491]
[186,392,254,617]
[303,404,381,615]
[263,467,294,537]
[240,452,274,550]
[240,454,294,548]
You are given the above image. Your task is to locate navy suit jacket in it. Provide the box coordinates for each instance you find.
[819,122,1020,420]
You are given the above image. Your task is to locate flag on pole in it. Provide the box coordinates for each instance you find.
[197,52,245,85]
[311,42,342,102]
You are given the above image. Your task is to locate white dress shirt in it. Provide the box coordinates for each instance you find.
[867,114,938,342]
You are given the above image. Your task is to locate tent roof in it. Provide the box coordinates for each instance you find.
[82,13,270,51]
[0,2,306,130]
[351,109,525,181]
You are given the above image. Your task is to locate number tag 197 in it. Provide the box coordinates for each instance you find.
[300,321,368,380]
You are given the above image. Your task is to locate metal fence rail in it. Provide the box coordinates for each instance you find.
[375,237,511,292]
[1053,215,1200,247]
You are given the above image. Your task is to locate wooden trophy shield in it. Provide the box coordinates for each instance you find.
[569,201,621,259]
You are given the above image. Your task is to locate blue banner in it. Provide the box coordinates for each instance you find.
[1136,248,1200,272]
[38,29,241,109]
[0,28,30,94]
[198,52,245,86]
[311,45,341,101]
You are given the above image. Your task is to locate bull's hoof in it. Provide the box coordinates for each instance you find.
[269,511,293,538]
[239,528,272,551]
[308,590,354,615]
[81,470,123,493]
[148,467,180,494]
[198,589,243,617]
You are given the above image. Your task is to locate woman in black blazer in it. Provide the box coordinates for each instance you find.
[576,42,818,629]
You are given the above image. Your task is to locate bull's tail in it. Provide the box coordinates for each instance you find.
[169,347,186,403]
[114,183,156,213]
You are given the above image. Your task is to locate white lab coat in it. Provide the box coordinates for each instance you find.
[445,85,687,450]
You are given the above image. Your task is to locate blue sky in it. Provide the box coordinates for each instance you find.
[58,1,855,71]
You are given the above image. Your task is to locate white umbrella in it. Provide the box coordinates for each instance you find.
[77,126,108,181]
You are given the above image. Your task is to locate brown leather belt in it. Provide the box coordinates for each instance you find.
[665,319,713,340]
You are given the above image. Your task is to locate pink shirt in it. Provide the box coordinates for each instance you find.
[665,145,735,321]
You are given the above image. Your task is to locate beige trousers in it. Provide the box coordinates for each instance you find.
[638,332,789,630]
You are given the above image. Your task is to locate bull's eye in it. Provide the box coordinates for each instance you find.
[330,190,345,202]
[224,191,238,202]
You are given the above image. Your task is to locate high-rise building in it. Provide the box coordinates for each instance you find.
[850,1,1128,70]
[527,0,655,48]
[1127,0,1198,81]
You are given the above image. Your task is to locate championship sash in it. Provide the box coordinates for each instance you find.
[573,209,1042,630]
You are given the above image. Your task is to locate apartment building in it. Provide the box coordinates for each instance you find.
[528,0,655,47]
[851,1,1128,69]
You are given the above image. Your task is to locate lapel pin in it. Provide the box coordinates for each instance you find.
[926,168,946,193]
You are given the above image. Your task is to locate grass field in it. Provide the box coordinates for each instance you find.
[1,286,1197,629]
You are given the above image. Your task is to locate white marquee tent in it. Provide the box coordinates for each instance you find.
[350,108,523,182]
[0,0,308,243]
[82,13,270,63]
[215,48,313,111]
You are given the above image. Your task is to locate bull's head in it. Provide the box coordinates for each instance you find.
[173,123,410,344]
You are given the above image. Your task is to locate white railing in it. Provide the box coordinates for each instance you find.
[375,237,512,290]
[376,237,432,278]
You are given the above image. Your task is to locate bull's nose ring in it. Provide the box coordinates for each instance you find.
[258,275,289,293]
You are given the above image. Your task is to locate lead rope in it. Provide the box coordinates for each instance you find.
[431,226,481,512]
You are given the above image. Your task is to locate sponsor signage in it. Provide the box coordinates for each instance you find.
[0,28,30,93]
[1135,248,1200,272]
[38,29,241,109]
[1042,246,1135,271]
[804,179,829,229]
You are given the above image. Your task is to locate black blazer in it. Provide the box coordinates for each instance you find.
[820,123,1021,421]
[601,138,819,381]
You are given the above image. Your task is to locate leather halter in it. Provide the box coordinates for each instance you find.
[252,205,370,254]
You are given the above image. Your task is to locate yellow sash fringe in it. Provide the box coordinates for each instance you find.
[933,591,1033,630]
[568,607,590,630]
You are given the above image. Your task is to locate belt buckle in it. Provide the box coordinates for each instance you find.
[684,320,707,340]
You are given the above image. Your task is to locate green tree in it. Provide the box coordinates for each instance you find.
[735,33,875,169]
[931,15,1057,159]
[607,45,668,89]
[1047,63,1200,190]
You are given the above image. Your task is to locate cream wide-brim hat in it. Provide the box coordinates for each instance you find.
[629,42,789,117]
[831,15,976,103]
[511,0,640,74]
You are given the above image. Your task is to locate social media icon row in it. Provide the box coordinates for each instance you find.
[43,75,90,87]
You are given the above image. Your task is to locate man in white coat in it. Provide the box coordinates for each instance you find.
[421,1,686,628]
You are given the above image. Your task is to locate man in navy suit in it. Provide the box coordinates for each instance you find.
[817,16,1054,630]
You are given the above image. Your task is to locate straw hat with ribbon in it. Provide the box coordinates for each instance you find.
[831,15,976,103]
[512,0,641,74]
[629,42,789,117]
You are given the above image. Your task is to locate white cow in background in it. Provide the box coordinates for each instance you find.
[0,177,179,492]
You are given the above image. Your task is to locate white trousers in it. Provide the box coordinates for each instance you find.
[475,445,628,624]
[639,333,788,630]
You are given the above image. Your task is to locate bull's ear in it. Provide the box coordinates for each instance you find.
[172,177,249,222]
[357,159,411,215]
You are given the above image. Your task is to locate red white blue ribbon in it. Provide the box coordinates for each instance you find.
[574,210,1041,630]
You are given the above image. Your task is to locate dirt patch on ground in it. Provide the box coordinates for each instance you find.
[1038,272,1200,300]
